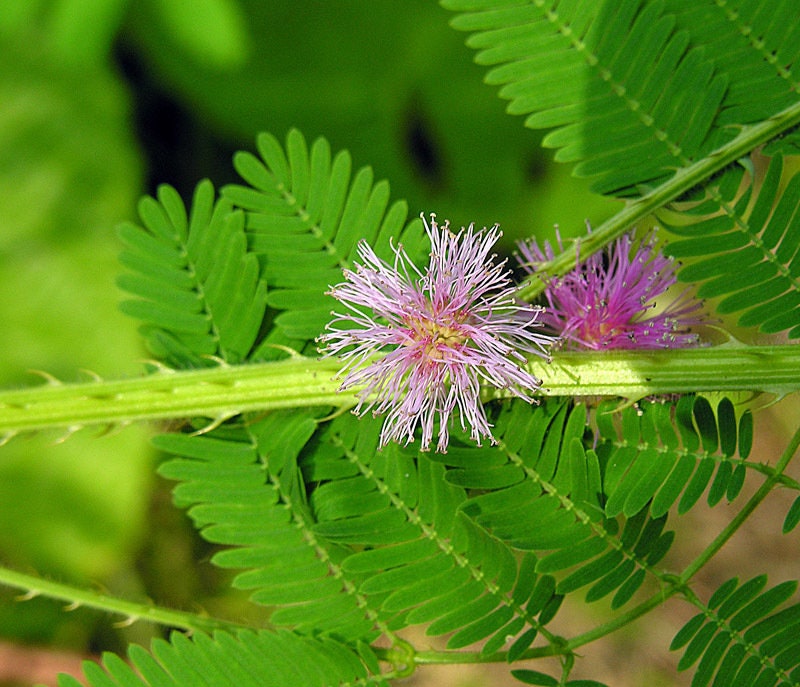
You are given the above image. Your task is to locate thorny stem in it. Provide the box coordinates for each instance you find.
[0,345,799,438]
[0,565,253,635]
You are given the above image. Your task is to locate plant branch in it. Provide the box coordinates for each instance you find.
[679,423,800,584]
[0,564,253,634]
[516,98,800,301]
[0,356,347,438]
[390,426,800,669]
[1,345,799,437]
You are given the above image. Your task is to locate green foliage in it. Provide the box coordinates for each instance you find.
[155,410,385,642]
[155,408,564,656]
[117,181,268,367]
[661,157,800,338]
[59,629,375,687]
[117,130,427,366]
[148,393,756,673]
[596,396,750,518]
[221,130,428,352]
[511,671,607,687]
[449,396,749,610]
[4,1,800,687]
[442,0,799,197]
[671,576,800,687]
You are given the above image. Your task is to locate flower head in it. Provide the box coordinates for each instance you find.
[318,213,554,452]
[517,228,705,350]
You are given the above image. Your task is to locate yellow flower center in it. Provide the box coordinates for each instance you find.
[407,316,467,360]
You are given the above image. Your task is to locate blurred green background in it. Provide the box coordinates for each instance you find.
[0,1,619,685]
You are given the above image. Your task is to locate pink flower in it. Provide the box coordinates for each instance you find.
[517,228,705,350]
[318,213,553,452]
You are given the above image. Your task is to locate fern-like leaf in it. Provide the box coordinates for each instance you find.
[117,181,268,367]
[155,411,384,642]
[58,629,376,687]
[307,412,563,655]
[442,0,728,195]
[441,399,670,611]
[157,407,566,659]
[221,129,428,355]
[596,396,751,519]
[117,131,427,367]
[671,576,800,687]
[665,1,800,140]
[443,0,800,197]
[661,156,800,338]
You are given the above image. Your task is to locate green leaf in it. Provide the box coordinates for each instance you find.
[662,156,800,339]
[510,669,558,686]
[670,613,705,651]
[611,568,646,610]
[60,629,371,687]
[537,537,608,574]
[678,621,717,670]
[117,181,268,367]
[739,410,754,459]
[557,550,625,595]
[443,0,731,196]
[783,496,800,534]
[155,411,383,641]
[222,130,428,355]
[597,397,749,520]
[672,577,800,686]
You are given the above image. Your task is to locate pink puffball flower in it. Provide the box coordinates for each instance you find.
[517,229,705,351]
[318,213,554,453]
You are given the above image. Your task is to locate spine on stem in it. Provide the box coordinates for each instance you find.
[0,345,798,439]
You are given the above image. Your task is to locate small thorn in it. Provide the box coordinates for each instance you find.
[53,426,82,444]
[260,344,305,359]
[315,405,350,424]
[94,423,127,439]
[63,601,81,612]
[112,615,139,629]
[190,413,237,436]
[28,369,62,386]
[15,589,40,602]
[138,359,175,374]
[78,368,103,383]
[200,354,228,367]
[0,432,17,447]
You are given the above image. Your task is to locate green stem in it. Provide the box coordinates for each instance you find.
[408,426,800,668]
[0,356,347,438]
[516,98,800,301]
[1,345,799,437]
[411,578,680,666]
[679,423,800,584]
[405,646,558,665]
[0,564,252,634]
